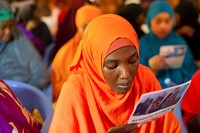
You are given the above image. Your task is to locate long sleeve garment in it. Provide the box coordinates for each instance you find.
[139,32,198,88]
[0,27,50,90]
[51,33,80,101]
[50,65,181,133]
[139,0,198,88]
[49,14,181,133]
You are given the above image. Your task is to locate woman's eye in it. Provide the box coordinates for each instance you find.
[129,59,137,65]
[105,64,118,69]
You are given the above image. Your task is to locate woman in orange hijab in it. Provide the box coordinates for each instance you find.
[51,4,103,102]
[49,14,181,133]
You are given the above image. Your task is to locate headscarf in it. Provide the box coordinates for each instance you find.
[75,4,102,30]
[50,14,181,133]
[70,14,139,76]
[51,4,103,101]
[146,0,174,29]
[106,38,134,56]
[139,0,198,88]
[53,0,86,57]
[117,3,144,26]
[0,1,14,22]
[70,14,139,126]
[117,3,145,38]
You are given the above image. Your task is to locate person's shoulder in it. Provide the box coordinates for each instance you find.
[61,73,85,95]
[14,27,26,39]
[53,36,75,60]
[14,28,42,56]
[136,64,162,91]
[139,33,150,42]
[171,32,187,44]
[138,64,154,76]
[139,33,151,47]
[67,73,84,85]
[136,65,157,81]
[171,31,182,38]
[14,28,33,47]
[57,73,88,106]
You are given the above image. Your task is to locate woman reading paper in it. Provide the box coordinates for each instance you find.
[49,14,181,133]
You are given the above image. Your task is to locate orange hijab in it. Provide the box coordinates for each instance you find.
[51,4,103,101]
[49,14,181,133]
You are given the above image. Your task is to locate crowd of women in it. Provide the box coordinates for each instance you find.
[1,0,200,132]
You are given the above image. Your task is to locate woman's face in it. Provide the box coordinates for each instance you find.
[151,12,173,39]
[102,44,139,94]
[0,19,15,43]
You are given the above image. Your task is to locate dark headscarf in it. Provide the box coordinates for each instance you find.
[117,3,145,38]
[117,4,144,24]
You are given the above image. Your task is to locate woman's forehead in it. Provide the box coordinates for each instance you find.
[105,46,137,60]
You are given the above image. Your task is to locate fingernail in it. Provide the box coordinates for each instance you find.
[137,123,142,128]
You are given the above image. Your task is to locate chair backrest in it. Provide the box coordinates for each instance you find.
[173,99,188,133]
[42,83,53,102]
[41,110,54,133]
[43,42,55,66]
[4,80,54,120]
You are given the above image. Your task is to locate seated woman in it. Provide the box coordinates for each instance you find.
[174,0,200,68]
[14,1,53,57]
[0,79,41,132]
[182,69,200,132]
[0,1,50,90]
[139,1,198,88]
[51,4,103,102]
[49,14,181,133]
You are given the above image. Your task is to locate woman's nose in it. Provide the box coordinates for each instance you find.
[120,65,130,79]
[4,27,11,35]
[160,22,167,29]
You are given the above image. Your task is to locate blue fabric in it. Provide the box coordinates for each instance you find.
[0,27,50,90]
[146,0,174,29]
[139,0,198,88]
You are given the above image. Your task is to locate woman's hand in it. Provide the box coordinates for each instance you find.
[107,123,139,133]
[148,55,167,75]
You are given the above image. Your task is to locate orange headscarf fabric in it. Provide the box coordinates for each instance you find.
[49,14,181,133]
[182,70,200,129]
[51,4,103,101]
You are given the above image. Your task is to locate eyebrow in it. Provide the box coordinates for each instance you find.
[130,52,138,58]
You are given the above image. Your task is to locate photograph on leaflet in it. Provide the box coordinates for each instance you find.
[128,80,191,124]
[159,45,187,69]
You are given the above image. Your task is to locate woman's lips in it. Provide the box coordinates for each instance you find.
[117,82,131,89]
